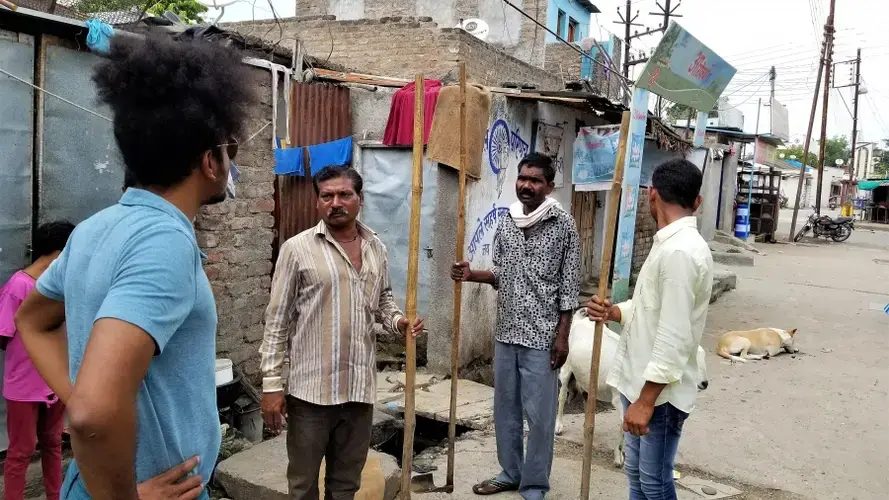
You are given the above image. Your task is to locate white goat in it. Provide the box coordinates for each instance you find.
[555,310,709,467]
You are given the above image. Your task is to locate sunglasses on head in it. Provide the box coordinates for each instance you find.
[215,139,239,161]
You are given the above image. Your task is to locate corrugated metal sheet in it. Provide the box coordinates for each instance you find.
[40,40,124,224]
[275,82,351,250]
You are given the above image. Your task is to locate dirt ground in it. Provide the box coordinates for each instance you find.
[677,210,888,500]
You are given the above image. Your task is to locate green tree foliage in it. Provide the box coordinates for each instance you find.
[75,0,207,24]
[819,135,851,169]
[666,103,695,123]
[75,0,145,13]
[148,0,208,24]
[781,145,818,167]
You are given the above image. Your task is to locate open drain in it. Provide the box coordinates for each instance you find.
[376,414,471,470]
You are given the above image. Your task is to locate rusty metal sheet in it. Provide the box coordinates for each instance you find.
[274,82,351,256]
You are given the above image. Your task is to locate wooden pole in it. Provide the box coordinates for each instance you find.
[445,62,468,493]
[401,74,425,500]
[580,111,631,500]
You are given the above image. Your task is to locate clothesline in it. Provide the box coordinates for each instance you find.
[1,65,272,147]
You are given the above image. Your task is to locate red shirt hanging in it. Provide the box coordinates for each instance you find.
[383,79,443,147]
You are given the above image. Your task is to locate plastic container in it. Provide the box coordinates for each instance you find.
[734,204,750,240]
[215,358,234,386]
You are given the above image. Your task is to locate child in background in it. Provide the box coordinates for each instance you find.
[0,221,75,500]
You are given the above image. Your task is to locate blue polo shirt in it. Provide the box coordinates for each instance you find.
[38,189,219,499]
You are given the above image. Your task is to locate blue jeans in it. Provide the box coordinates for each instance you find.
[620,395,688,500]
[493,341,558,500]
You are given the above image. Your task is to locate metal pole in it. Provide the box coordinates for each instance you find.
[845,48,861,208]
[769,66,776,133]
[623,0,632,80]
[813,0,837,215]
[814,32,834,215]
[746,99,762,235]
[788,11,833,240]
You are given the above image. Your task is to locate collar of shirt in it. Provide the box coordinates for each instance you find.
[654,216,699,244]
[314,219,381,247]
[120,189,200,250]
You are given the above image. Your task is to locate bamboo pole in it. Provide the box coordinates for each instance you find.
[401,74,425,500]
[445,61,468,493]
[580,111,631,500]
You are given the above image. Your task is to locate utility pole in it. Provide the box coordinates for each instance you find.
[614,0,682,81]
[848,48,861,194]
[814,31,835,215]
[789,0,835,240]
[768,65,776,133]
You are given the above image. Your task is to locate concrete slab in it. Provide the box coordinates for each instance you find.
[377,376,495,430]
[711,251,755,267]
[677,475,743,498]
[215,434,401,500]
[713,231,762,254]
[553,412,626,459]
[412,432,698,500]
[376,372,441,404]
[710,269,737,304]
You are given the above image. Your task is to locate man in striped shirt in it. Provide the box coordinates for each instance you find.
[260,165,424,500]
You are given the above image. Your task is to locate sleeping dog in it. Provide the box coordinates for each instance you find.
[716,328,799,363]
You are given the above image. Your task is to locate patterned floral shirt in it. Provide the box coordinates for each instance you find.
[491,205,581,351]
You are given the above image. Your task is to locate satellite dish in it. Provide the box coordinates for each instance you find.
[458,18,490,41]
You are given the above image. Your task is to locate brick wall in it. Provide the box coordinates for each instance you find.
[543,42,583,82]
[225,17,562,90]
[290,0,550,69]
[195,66,276,380]
[631,187,656,284]
[295,0,328,17]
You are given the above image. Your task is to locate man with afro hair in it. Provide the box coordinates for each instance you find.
[15,35,257,499]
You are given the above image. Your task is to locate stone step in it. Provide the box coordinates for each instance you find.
[215,435,401,500]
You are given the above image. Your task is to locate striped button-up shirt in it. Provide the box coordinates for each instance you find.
[259,220,404,405]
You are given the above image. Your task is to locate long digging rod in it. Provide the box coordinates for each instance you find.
[445,61,468,493]
[580,110,631,500]
[400,73,425,500]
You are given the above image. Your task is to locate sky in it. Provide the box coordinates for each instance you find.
[202,0,889,150]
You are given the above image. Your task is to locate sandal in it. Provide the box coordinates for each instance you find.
[472,478,519,495]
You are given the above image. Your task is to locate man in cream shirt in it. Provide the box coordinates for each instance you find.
[587,159,713,500]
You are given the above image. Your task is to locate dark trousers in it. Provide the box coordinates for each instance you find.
[286,396,373,500]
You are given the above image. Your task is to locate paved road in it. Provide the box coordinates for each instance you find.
[677,209,888,499]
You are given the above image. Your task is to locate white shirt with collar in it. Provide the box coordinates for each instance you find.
[606,216,714,414]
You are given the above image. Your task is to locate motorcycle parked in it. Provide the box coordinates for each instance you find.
[793,213,854,242]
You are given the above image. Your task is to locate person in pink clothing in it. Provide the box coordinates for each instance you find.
[0,221,75,500]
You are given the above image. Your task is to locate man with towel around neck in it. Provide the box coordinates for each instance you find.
[452,153,580,500]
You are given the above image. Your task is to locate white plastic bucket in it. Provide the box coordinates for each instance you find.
[215,358,234,386]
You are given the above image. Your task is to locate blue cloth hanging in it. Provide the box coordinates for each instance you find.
[85,19,115,55]
[307,137,353,176]
[274,147,305,176]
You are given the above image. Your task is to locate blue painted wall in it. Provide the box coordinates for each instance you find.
[581,36,615,81]
[546,0,592,43]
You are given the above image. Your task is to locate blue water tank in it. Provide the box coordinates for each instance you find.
[734,204,750,239]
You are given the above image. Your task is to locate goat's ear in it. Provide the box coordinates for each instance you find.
[787,328,798,336]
